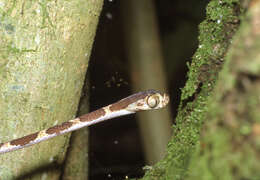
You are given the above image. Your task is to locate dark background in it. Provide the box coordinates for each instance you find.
[87,0,209,179]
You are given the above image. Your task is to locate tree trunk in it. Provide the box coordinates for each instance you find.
[188,1,260,179]
[0,0,103,179]
[141,0,253,179]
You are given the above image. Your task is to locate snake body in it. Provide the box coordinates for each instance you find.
[0,89,169,154]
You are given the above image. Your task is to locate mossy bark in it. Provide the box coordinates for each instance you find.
[141,0,252,179]
[0,0,103,179]
[188,2,260,179]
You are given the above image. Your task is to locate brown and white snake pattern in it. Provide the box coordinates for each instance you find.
[0,89,169,154]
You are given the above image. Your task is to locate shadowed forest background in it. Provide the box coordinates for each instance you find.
[88,0,209,179]
[0,0,259,180]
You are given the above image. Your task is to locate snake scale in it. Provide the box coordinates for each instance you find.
[0,89,169,154]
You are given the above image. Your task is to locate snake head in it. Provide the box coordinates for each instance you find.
[126,90,170,112]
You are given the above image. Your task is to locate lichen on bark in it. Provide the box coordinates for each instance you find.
[0,0,103,179]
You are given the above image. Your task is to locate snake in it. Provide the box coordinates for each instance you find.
[0,89,169,154]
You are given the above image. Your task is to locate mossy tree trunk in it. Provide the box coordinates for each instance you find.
[0,0,103,179]
[188,2,260,179]
[141,0,258,179]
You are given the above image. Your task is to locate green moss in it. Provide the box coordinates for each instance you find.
[141,0,246,179]
[181,0,241,100]
[186,2,260,179]
[188,129,234,180]
[206,0,240,22]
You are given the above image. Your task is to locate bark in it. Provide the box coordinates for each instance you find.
[141,0,250,179]
[0,0,103,179]
[62,79,90,180]
[188,1,260,179]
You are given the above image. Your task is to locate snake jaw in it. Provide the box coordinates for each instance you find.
[162,93,170,108]
[152,92,169,109]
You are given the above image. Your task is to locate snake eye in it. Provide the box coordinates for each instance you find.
[147,95,159,108]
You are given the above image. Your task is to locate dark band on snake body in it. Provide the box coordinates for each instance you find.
[46,121,74,135]
[79,109,106,122]
[0,89,169,154]
[10,132,39,146]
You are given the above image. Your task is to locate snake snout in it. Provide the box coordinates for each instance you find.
[163,93,170,107]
